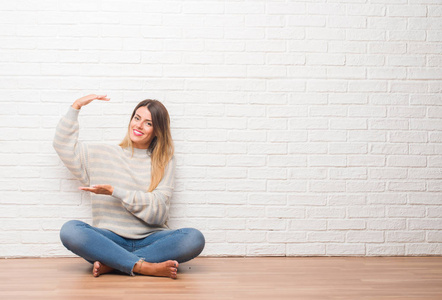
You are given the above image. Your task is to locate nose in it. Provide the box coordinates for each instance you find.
[134,120,143,129]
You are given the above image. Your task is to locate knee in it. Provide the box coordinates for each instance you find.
[59,220,85,248]
[183,228,205,253]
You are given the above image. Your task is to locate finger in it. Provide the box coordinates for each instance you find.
[79,187,97,192]
[92,184,106,189]
[97,95,110,100]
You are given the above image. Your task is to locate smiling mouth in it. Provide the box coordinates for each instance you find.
[133,129,144,136]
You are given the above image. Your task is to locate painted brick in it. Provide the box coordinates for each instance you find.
[329,167,367,179]
[406,243,441,255]
[326,244,366,256]
[248,167,287,180]
[288,194,326,206]
[369,168,407,180]
[346,231,384,243]
[267,231,306,243]
[388,181,426,192]
[329,194,366,206]
[308,208,346,219]
[308,231,346,242]
[208,219,245,231]
[1,0,441,259]
[409,219,442,230]
[289,220,327,231]
[267,3,306,15]
[206,167,246,179]
[328,220,366,230]
[225,2,265,14]
[247,244,286,256]
[246,219,286,231]
[310,181,346,192]
[289,168,327,179]
[202,243,246,256]
[367,219,406,230]
[226,231,266,243]
[267,180,307,193]
[348,206,385,218]
[288,139,327,154]
[385,231,425,242]
[226,206,266,219]
[248,193,287,206]
[183,2,223,14]
[427,231,442,242]
[287,244,326,256]
[207,192,247,205]
[367,244,405,256]
[266,207,304,219]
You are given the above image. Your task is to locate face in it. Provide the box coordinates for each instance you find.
[129,106,155,149]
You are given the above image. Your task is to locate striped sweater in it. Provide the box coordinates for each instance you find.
[53,106,176,239]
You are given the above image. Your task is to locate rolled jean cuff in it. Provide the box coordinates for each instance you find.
[130,258,145,276]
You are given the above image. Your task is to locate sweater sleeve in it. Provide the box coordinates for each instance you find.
[112,156,176,227]
[52,106,90,186]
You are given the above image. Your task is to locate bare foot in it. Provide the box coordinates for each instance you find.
[135,260,179,279]
[92,261,114,277]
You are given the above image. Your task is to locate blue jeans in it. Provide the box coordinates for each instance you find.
[59,220,205,275]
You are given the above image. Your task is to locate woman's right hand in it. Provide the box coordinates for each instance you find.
[72,94,110,110]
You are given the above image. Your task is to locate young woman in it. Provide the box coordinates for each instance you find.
[53,94,205,279]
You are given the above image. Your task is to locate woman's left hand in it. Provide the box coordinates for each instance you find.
[79,184,114,195]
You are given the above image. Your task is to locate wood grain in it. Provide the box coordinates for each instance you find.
[0,257,441,299]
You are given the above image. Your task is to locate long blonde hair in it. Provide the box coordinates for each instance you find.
[119,100,174,192]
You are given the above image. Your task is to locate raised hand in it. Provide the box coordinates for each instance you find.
[72,94,110,110]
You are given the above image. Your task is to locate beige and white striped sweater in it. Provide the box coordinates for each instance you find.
[53,106,176,239]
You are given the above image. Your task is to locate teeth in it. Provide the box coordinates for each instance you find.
[133,130,143,136]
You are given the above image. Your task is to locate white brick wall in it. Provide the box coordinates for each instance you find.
[0,0,441,258]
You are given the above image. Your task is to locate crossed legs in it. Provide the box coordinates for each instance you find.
[59,220,205,278]
[93,259,179,278]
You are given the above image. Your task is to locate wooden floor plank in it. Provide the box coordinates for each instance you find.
[0,257,441,299]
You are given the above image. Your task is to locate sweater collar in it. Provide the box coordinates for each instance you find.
[122,147,151,158]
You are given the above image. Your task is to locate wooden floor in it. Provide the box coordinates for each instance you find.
[0,257,441,299]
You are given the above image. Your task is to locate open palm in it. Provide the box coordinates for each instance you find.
[72,94,110,109]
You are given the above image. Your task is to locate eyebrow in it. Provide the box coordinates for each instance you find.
[135,114,152,122]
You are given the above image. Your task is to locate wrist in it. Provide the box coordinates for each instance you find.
[72,103,81,110]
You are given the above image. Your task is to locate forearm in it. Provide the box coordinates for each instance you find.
[112,187,170,226]
[53,106,89,185]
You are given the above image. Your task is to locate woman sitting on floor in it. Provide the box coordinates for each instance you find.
[53,94,205,279]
